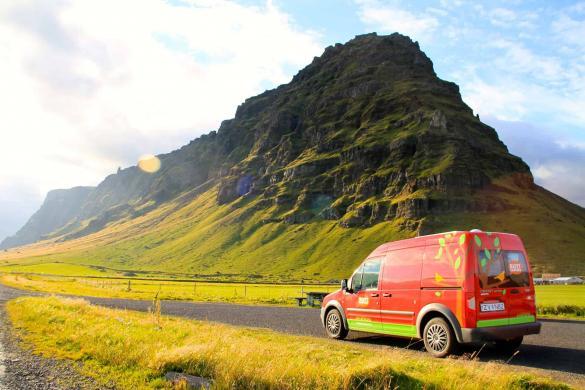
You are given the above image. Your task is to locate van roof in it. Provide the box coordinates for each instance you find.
[369,231,521,257]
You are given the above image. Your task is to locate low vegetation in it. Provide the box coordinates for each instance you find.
[0,274,336,306]
[535,285,585,319]
[2,274,583,319]
[2,178,584,287]
[7,297,570,389]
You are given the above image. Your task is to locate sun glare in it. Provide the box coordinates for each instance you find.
[137,154,161,173]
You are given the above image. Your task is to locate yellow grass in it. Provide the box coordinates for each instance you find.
[0,274,337,306]
[3,274,584,319]
[7,296,570,389]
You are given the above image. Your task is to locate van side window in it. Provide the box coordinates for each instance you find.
[349,265,364,292]
[362,260,381,290]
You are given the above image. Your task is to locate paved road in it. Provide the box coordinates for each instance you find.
[1,283,584,386]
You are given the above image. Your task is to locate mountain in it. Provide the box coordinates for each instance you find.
[2,33,584,279]
[1,186,94,249]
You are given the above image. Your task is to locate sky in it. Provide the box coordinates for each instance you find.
[0,0,584,241]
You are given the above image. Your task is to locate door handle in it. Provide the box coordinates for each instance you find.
[382,293,392,297]
[370,293,379,297]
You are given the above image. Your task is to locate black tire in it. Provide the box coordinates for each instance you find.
[325,308,348,339]
[495,336,523,352]
[423,317,457,358]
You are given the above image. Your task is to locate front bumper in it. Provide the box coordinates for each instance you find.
[461,321,541,343]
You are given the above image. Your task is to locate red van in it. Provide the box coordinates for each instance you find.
[321,230,541,357]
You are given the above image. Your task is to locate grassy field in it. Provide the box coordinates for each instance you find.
[0,274,337,306]
[1,180,584,286]
[2,273,584,318]
[534,285,585,319]
[7,296,571,389]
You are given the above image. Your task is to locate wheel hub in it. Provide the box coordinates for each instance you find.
[426,324,448,352]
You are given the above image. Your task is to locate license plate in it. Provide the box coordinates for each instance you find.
[480,302,505,312]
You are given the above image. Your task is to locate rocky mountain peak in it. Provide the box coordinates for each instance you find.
[3,33,534,249]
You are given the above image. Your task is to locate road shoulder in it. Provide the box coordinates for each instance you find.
[0,303,110,389]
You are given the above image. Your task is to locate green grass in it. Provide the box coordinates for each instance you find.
[0,262,121,277]
[1,274,337,306]
[535,285,585,319]
[0,187,412,283]
[1,178,583,286]
[535,285,585,306]
[7,296,571,389]
[3,274,584,319]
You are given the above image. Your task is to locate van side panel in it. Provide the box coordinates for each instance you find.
[420,232,471,328]
[378,247,423,336]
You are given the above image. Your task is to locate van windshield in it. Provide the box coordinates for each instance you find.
[477,250,530,288]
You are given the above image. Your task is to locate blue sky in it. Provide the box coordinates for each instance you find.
[0,0,584,242]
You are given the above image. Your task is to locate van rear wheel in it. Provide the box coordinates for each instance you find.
[325,308,348,339]
[423,317,456,358]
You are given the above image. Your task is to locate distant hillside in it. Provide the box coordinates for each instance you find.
[1,186,93,249]
[2,33,584,278]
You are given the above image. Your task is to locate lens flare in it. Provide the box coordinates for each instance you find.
[138,154,161,173]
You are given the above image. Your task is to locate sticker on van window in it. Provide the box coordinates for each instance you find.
[358,297,369,305]
[509,260,522,274]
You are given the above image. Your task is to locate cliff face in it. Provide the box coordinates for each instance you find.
[212,33,532,229]
[0,33,540,248]
[0,186,93,249]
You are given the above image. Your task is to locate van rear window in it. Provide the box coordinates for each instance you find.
[477,250,530,288]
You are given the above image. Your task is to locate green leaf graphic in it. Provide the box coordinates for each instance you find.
[439,237,446,247]
[480,258,487,268]
[494,237,500,247]
[474,235,482,247]
[454,256,461,269]
[434,247,443,260]
[484,249,491,259]
[459,234,466,246]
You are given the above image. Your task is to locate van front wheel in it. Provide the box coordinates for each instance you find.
[423,317,456,358]
[325,308,348,340]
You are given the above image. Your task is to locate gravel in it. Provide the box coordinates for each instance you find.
[0,305,114,390]
[0,286,112,389]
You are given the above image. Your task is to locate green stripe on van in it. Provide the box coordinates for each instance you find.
[476,315,535,328]
[347,319,417,337]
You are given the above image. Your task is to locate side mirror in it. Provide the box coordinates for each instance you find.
[341,279,348,291]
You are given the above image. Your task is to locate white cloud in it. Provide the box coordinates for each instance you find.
[0,0,323,238]
[553,13,585,49]
[356,0,439,42]
[490,40,565,86]
[450,36,585,130]
[453,69,528,121]
[489,7,517,26]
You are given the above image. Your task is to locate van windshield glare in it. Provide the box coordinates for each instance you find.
[477,250,530,288]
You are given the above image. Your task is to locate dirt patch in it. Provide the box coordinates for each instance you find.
[0,304,112,390]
